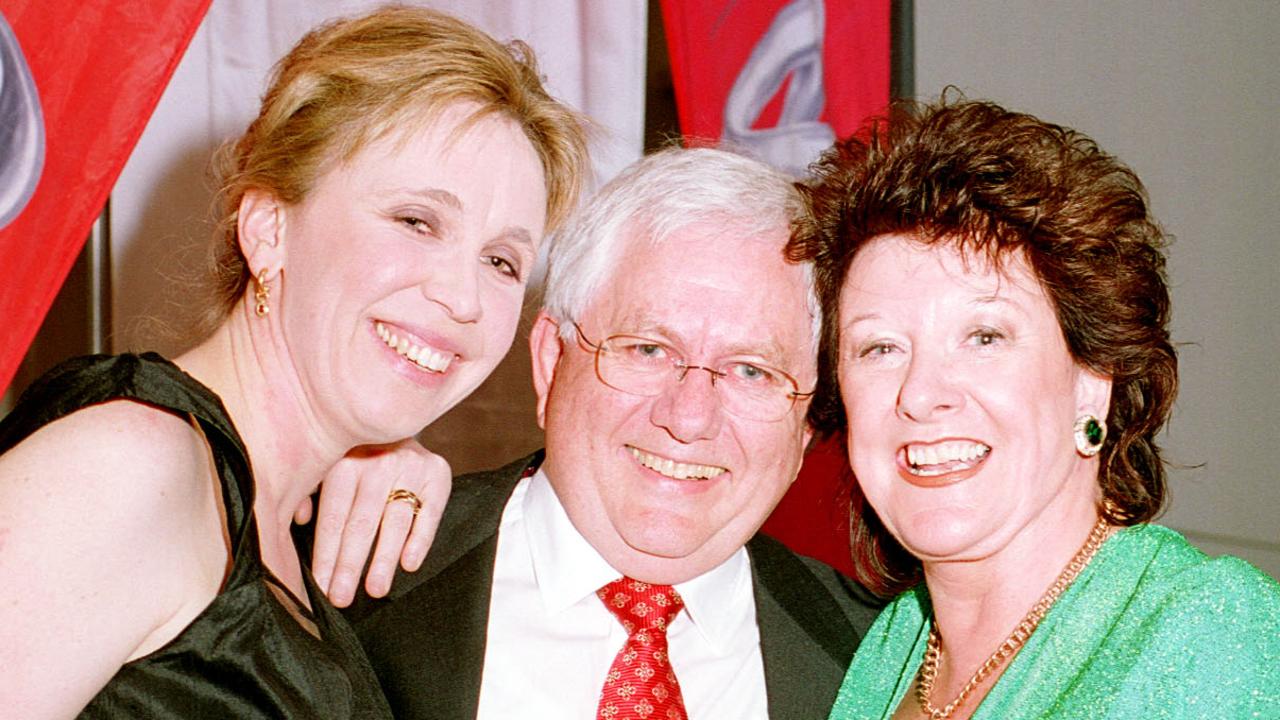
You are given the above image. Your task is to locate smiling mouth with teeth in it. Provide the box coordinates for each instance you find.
[376,321,454,373]
[627,446,728,481]
[904,440,991,477]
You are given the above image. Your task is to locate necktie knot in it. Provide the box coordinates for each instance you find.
[598,577,684,636]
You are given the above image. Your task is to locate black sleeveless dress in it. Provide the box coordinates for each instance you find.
[0,353,394,718]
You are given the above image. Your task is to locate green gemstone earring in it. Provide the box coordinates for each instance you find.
[1073,414,1107,457]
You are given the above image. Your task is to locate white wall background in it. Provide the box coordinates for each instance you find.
[913,1,1280,577]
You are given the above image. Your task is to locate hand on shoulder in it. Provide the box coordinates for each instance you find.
[307,438,452,608]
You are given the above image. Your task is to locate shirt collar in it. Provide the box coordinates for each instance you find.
[522,468,754,654]
[672,539,752,654]
[522,469,621,614]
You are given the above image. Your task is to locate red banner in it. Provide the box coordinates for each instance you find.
[0,0,210,395]
[660,0,889,176]
[660,0,891,574]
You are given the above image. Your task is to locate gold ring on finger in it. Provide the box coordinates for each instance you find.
[386,488,423,517]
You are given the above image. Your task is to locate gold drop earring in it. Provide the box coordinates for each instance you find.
[254,268,270,317]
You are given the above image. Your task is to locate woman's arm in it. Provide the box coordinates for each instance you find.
[0,400,228,718]
[308,438,452,607]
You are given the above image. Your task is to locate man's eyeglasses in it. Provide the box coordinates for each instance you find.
[572,323,814,422]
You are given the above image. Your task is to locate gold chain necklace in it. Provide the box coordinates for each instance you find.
[914,517,1112,720]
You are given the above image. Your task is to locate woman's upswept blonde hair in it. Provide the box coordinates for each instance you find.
[205,5,589,326]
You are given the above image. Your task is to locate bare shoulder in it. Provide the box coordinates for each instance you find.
[21,396,206,465]
[0,399,227,717]
[0,398,218,536]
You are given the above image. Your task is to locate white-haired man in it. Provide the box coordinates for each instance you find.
[339,148,879,719]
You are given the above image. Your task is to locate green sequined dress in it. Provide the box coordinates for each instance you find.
[827,525,1280,719]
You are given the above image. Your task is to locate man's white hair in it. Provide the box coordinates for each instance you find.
[539,146,821,351]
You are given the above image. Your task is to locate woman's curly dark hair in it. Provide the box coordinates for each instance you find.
[787,96,1178,597]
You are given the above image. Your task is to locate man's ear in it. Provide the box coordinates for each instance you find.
[789,421,815,488]
[237,188,286,277]
[529,311,565,430]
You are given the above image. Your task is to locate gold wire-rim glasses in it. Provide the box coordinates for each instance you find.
[571,322,815,422]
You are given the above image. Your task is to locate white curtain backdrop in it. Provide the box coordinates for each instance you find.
[109,0,647,469]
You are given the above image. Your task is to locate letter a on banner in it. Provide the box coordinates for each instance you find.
[0,0,210,396]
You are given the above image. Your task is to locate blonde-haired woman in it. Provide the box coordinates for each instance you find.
[0,7,587,718]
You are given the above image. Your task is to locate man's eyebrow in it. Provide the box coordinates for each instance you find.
[720,338,789,364]
[617,317,792,364]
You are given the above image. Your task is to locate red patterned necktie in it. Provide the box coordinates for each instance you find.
[596,577,688,720]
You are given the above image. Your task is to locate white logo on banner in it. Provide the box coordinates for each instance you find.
[721,0,834,177]
[0,11,45,230]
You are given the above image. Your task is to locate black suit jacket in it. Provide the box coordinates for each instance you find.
[344,452,882,720]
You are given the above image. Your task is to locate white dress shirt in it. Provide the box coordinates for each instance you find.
[475,470,769,719]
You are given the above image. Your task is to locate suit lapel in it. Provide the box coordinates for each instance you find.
[749,533,861,719]
[349,452,541,720]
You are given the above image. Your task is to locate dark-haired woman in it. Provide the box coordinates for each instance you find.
[789,98,1280,719]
